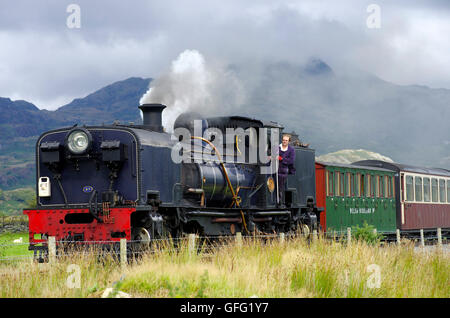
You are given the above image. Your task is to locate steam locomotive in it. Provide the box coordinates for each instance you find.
[24,103,321,258]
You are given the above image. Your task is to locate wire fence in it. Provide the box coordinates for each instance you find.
[0,228,447,263]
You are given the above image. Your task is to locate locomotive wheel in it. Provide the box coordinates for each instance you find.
[131,227,151,252]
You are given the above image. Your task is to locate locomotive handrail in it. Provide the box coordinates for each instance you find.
[191,136,249,234]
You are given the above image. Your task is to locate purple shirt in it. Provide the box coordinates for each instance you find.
[278,144,296,176]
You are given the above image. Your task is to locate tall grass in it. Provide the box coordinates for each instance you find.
[0,235,448,298]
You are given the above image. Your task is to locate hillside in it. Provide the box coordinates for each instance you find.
[316,149,394,165]
[55,77,152,125]
[0,187,35,216]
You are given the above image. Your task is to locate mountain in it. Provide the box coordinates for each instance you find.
[0,97,59,139]
[225,59,450,169]
[55,77,152,125]
[0,77,151,135]
[0,77,152,190]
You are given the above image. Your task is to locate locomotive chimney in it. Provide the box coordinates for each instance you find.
[138,103,166,132]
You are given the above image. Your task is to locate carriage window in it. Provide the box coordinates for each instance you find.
[385,176,391,198]
[340,172,345,196]
[392,176,395,198]
[415,177,423,202]
[372,176,380,197]
[423,178,430,202]
[447,180,450,203]
[374,175,379,197]
[365,175,368,197]
[373,175,377,197]
[361,174,366,197]
[330,172,334,196]
[346,173,350,197]
[369,175,373,197]
[350,173,355,197]
[366,175,371,197]
[378,176,383,197]
[335,172,340,196]
[439,179,446,203]
[431,178,438,202]
[326,171,332,196]
[356,173,361,197]
[406,176,414,201]
[384,176,390,198]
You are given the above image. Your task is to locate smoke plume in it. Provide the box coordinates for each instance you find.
[139,49,246,131]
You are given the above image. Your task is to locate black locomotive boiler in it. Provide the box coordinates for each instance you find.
[24,103,321,254]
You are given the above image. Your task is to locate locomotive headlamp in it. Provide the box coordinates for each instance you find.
[65,128,92,155]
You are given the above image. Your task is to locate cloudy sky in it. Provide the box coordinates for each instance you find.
[1,0,449,110]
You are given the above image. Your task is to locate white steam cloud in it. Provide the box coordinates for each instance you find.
[139,49,246,131]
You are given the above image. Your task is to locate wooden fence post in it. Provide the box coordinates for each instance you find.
[347,227,351,245]
[188,234,197,254]
[48,236,56,264]
[312,229,318,243]
[279,232,285,244]
[437,228,442,247]
[396,229,401,245]
[236,232,242,247]
[420,229,425,248]
[120,238,127,268]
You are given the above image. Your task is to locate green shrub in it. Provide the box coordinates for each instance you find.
[352,222,384,245]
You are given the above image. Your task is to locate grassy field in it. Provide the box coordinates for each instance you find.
[0,232,32,259]
[0,235,448,298]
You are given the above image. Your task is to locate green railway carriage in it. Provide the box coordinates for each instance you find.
[315,162,397,234]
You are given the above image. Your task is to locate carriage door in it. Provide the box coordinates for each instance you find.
[400,173,405,225]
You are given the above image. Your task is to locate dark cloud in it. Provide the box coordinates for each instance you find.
[0,1,449,109]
